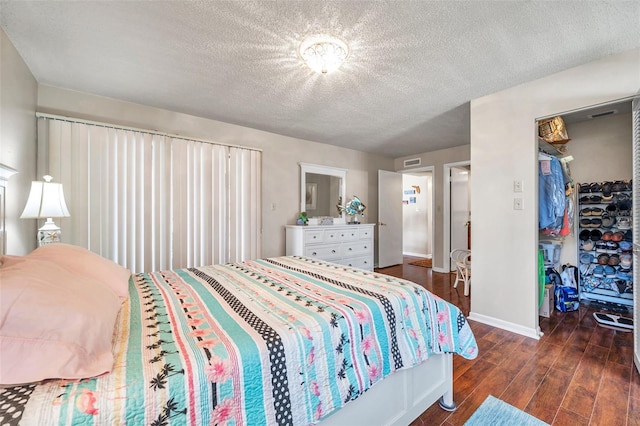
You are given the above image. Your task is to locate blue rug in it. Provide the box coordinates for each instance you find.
[464,395,549,426]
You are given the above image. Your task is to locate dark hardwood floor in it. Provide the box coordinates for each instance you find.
[375,257,639,426]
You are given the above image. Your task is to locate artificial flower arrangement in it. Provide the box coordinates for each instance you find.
[296,211,308,225]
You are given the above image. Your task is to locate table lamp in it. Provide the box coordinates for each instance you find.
[20,175,70,246]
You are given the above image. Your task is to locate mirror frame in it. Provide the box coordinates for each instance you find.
[300,162,347,220]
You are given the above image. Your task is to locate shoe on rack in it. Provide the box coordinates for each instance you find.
[617,217,632,230]
[597,253,610,264]
[619,253,632,268]
[617,269,633,281]
[615,193,630,203]
[593,265,605,278]
[595,241,609,253]
[606,241,619,254]
[601,231,613,241]
[600,213,615,228]
[612,181,626,192]
[611,231,624,242]
[601,182,613,199]
[580,253,595,264]
[581,239,595,251]
[617,200,631,216]
[579,218,593,228]
[606,203,618,216]
[604,265,617,279]
[590,230,602,241]
[607,254,620,266]
[618,241,632,252]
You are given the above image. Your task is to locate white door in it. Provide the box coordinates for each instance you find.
[450,167,470,270]
[632,92,639,375]
[378,170,403,268]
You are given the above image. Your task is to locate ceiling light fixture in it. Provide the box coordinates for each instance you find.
[299,35,349,75]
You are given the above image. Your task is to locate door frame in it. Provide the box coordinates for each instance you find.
[443,161,471,273]
[400,166,435,261]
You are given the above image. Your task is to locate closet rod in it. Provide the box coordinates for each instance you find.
[538,148,554,160]
[35,112,262,153]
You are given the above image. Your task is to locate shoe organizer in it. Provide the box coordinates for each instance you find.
[577,180,633,310]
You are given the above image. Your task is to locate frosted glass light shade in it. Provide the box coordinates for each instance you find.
[20,176,70,219]
[300,35,349,74]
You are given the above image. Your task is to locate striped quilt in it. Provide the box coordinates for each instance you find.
[1,256,477,425]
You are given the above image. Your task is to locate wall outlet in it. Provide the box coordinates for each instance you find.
[514,198,524,210]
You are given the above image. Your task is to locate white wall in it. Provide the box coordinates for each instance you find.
[402,173,431,257]
[395,145,470,269]
[36,85,394,260]
[0,29,37,255]
[557,112,633,267]
[470,48,640,338]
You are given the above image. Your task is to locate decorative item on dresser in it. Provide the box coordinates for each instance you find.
[285,223,375,271]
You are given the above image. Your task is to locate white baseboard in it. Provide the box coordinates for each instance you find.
[403,251,431,258]
[432,266,449,273]
[467,312,541,340]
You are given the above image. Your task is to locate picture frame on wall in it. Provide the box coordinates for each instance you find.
[306,183,317,210]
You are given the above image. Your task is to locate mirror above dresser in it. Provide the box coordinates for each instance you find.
[299,163,347,220]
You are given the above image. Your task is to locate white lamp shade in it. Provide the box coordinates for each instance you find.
[21,180,71,219]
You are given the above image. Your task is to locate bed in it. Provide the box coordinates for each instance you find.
[0,246,477,425]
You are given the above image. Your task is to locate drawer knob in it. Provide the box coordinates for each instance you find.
[348,263,353,266]
[364,246,367,249]
[331,249,336,253]
[312,251,317,256]
[348,248,353,251]
[313,236,317,239]
[341,234,344,237]
[364,261,368,264]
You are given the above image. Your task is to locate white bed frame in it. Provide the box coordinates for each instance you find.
[322,353,455,425]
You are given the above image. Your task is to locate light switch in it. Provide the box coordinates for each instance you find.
[513,180,523,193]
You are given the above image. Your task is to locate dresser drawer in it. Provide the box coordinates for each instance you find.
[304,244,341,260]
[339,256,373,270]
[304,230,325,244]
[342,241,373,257]
[358,227,373,240]
[324,228,359,243]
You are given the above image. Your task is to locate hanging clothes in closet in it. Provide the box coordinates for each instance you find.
[539,152,573,236]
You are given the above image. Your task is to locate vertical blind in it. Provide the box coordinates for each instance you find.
[38,116,261,273]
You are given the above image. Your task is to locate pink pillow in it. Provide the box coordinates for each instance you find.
[0,256,122,385]
[28,243,130,301]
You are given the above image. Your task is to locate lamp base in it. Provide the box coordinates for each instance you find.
[350,216,361,225]
[38,218,62,247]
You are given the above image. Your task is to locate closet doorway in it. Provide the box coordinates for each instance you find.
[402,169,433,260]
[535,96,636,352]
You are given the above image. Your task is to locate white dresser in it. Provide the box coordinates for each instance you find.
[285,224,375,271]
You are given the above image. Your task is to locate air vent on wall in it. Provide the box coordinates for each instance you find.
[403,158,421,167]
[587,109,617,119]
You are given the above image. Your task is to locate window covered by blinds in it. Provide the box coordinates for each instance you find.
[38,116,261,273]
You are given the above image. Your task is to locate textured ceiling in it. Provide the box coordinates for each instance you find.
[1,1,639,157]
